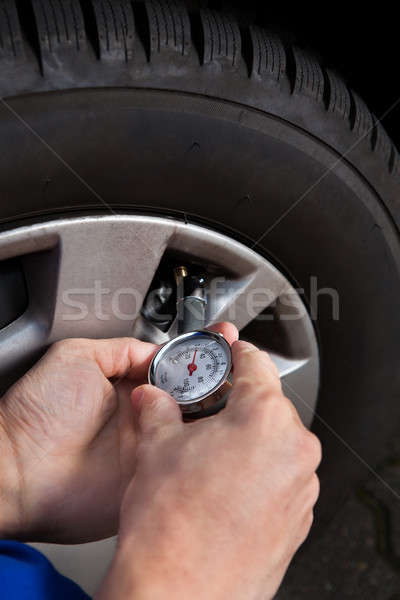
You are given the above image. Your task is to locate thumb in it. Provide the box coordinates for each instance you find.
[131,384,183,441]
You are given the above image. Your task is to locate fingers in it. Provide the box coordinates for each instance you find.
[49,337,158,381]
[131,384,183,441]
[226,340,281,409]
[206,322,239,346]
[225,340,303,425]
[94,338,159,381]
[91,338,159,380]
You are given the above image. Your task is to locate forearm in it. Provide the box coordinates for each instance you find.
[96,542,200,600]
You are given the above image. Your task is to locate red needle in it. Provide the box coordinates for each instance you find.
[187,350,197,376]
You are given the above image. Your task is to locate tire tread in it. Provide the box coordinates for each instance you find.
[90,0,135,61]
[200,8,240,67]
[249,25,285,81]
[146,0,191,57]
[0,0,23,58]
[0,0,397,182]
[32,0,86,53]
[324,68,351,120]
[292,46,324,103]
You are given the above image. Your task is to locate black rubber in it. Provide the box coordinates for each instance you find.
[0,1,398,201]
[1,1,400,533]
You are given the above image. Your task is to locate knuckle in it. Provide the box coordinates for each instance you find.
[50,338,75,357]
[233,374,259,392]
[230,393,298,439]
[259,350,280,377]
[236,346,281,380]
[51,339,68,352]
[303,510,314,536]
[290,511,314,554]
[48,338,92,365]
[308,432,322,467]
[298,430,322,467]
[235,370,281,395]
[51,338,84,353]
[309,473,320,505]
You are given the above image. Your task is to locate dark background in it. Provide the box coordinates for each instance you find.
[197,2,400,148]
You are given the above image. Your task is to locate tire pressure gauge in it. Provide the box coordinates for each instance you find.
[148,330,232,418]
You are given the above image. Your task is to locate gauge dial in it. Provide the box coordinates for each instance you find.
[149,331,232,405]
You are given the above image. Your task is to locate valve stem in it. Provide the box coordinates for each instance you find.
[174,265,188,286]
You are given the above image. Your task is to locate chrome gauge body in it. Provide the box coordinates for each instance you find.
[148,330,232,417]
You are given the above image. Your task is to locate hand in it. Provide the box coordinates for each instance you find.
[98,341,321,600]
[0,323,238,543]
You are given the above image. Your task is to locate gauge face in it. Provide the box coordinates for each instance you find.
[149,331,232,404]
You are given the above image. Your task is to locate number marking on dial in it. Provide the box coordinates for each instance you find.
[152,334,230,404]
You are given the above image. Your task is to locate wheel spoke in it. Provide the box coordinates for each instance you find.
[206,273,288,332]
[48,218,174,341]
[281,356,319,426]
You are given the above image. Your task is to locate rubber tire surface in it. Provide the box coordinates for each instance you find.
[0,0,400,528]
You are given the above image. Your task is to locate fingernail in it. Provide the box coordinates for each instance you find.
[131,387,145,411]
[235,340,258,352]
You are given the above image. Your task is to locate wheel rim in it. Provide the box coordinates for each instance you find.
[0,214,319,425]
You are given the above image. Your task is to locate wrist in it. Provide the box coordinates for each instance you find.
[97,541,165,600]
[97,537,199,600]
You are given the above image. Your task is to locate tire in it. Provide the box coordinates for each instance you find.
[0,0,399,530]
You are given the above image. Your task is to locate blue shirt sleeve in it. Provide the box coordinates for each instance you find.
[0,540,90,600]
